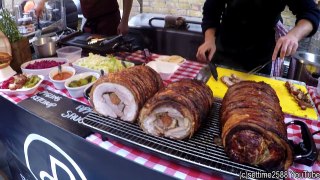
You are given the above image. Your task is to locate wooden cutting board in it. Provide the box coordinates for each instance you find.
[206,67,318,120]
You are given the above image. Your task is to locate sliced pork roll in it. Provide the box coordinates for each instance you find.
[139,79,213,140]
[221,81,293,171]
[89,65,163,122]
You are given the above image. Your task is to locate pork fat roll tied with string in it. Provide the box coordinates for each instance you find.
[89,65,163,122]
[221,81,293,170]
[139,79,214,140]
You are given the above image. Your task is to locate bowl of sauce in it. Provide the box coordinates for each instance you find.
[49,66,76,90]
[52,71,73,81]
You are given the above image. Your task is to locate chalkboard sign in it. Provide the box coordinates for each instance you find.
[18,90,92,137]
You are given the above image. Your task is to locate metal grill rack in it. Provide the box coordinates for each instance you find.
[82,101,266,178]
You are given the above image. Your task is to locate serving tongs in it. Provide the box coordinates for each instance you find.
[247,52,281,75]
[99,34,123,46]
[247,60,272,75]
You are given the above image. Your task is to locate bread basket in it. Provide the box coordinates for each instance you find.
[0,31,16,82]
[0,30,12,69]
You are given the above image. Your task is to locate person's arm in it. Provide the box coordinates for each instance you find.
[272,0,320,60]
[196,0,225,62]
[197,28,217,62]
[272,20,313,60]
[35,0,47,17]
[117,0,133,35]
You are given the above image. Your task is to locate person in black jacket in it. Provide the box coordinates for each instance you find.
[196,0,320,74]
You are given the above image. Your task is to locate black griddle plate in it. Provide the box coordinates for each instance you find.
[58,32,139,56]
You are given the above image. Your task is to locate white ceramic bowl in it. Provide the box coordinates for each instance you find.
[49,66,76,90]
[64,72,100,98]
[146,61,180,80]
[21,58,68,80]
[56,46,82,63]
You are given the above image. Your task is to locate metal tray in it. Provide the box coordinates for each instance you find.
[82,66,318,178]
[199,65,320,120]
[82,101,266,178]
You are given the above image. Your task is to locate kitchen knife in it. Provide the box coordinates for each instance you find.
[207,54,218,81]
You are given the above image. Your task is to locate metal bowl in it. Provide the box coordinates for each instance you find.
[32,37,57,58]
[290,51,320,86]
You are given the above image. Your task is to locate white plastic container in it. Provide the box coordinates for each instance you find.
[49,66,76,90]
[64,72,99,98]
[56,46,82,63]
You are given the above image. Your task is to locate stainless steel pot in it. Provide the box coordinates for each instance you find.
[32,37,56,58]
[289,51,320,86]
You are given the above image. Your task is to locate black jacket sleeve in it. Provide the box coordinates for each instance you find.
[286,0,320,37]
[201,0,225,34]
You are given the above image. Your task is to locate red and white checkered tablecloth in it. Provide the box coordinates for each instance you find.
[115,50,205,86]
[285,117,320,179]
[1,51,320,179]
[86,133,219,180]
[165,61,205,84]
[307,86,320,114]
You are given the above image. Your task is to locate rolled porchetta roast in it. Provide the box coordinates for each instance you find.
[221,81,293,170]
[139,79,214,140]
[89,65,163,122]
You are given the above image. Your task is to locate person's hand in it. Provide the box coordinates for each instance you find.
[272,34,299,60]
[196,41,216,63]
[117,21,129,35]
[35,0,46,18]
